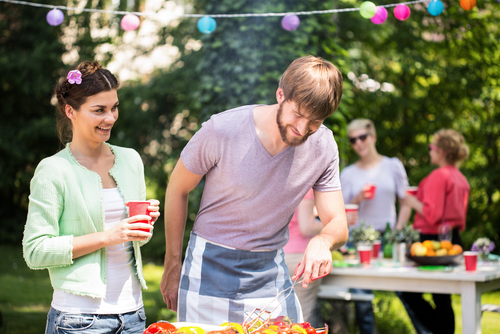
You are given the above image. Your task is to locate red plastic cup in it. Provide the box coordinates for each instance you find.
[128,201,151,233]
[345,204,359,226]
[358,245,372,264]
[365,184,377,200]
[464,251,478,271]
[372,240,381,259]
[406,186,418,196]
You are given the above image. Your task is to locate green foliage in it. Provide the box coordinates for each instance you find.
[349,222,381,244]
[387,225,420,245]
[0,1,65,243]
[335,1,500,251]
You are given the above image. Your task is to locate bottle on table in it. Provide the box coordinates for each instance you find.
[382,222,393,259]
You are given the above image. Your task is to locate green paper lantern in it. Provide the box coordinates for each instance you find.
[360,1,377,19]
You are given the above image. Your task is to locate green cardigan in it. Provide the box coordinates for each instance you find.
[23,143,149,298]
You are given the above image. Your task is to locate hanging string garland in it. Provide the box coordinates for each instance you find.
[360,2,377,19]
[460,0,476,10]
[121,14,140,31]
[46,8,64,26]
[0,0,486,34]
[281,14,301,31]
[197,16,217,34]
[371,7,389,24]
[394,4,411,20]
[427,0,444,16]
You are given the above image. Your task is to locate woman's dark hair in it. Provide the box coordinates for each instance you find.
[55,61,119,144]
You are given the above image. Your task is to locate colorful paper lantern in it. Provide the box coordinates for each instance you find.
[121,14,140,31]
[281,14,300,31]
[46,9,64,26]
[197,16,217,34]
[394,4,411,21]
[460,0,476,10]
[371,7,388,24]
[427,0,444,16]
[360,1,377,19]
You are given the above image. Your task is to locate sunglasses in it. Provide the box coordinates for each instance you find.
[349,133,370,144]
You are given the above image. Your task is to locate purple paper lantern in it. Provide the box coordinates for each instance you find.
[46,9,64,26]
[281,14,300,31]
[371,7,388,25]
[121,14,140,31]
[394,4,411,21]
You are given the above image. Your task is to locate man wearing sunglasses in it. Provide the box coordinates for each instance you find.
[340,119,411,334]
[160,56,349,325]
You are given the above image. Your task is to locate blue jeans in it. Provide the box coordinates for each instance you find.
[352,289,374,334]
[45,306,146,334]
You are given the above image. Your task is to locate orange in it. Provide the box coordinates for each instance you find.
[411,242,422,256]
[440,240,453,250]
[426,248,436,256]
[451,244,463,254]
[422,240,435,251]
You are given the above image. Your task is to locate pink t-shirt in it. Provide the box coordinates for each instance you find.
[181,105,341,251]
[283,189,315,254]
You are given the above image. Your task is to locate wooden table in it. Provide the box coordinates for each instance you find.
[320,259,500,334]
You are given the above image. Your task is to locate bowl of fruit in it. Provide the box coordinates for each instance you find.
[406,240,463,266]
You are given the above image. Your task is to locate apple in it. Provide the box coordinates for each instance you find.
[415,245,428,256]
[431,240,441,250]
[435,248,448,256]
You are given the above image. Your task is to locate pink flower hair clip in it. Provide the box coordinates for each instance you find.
[67,70,82,85]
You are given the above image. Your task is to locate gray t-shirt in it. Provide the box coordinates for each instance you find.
[180,105,341,251]
[340,156,408,231]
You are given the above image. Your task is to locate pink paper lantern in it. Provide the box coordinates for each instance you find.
[371,7,388,25]
[394,4,411,21]
[121,14,140,31]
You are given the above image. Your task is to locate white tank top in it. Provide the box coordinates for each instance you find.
[51,188,143,314]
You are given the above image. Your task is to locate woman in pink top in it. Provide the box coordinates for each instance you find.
[399,128,470,334]
[284,189,324,325]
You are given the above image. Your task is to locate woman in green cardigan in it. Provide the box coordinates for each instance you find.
[23,61,160,334]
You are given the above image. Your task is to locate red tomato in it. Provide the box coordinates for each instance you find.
[305,328,316,334]
[297,323,311,329]
[144,322,177,334]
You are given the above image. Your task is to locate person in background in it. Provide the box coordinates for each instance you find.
[284,189,325,326]
[23,61,160,334]
[398,129,470,334]
[340,119,410,334]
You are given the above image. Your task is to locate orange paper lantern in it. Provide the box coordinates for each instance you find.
[460,0,476,10]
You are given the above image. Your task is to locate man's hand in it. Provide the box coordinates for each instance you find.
[292,190,349,287]
[161,158,204,310]
[293,234,333,288]
[160,259,182,311]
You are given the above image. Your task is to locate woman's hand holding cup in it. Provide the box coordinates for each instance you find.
[106,215,153,246]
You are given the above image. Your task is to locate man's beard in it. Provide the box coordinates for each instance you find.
[276,103,313,147]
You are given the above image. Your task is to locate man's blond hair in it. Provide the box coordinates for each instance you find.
[279,56,343,120]
[347,119,376,137]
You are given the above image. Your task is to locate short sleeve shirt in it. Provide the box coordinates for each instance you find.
[180,105,341,250]
[340,156,408,231]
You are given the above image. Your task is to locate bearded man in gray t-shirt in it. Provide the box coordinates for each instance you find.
[161,56,349,325]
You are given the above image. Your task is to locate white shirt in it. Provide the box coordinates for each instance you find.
[51,188,143,314]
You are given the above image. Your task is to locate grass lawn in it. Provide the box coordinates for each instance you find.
[1,244,499,333]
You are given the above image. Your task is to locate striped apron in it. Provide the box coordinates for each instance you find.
[177,233,303,325]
